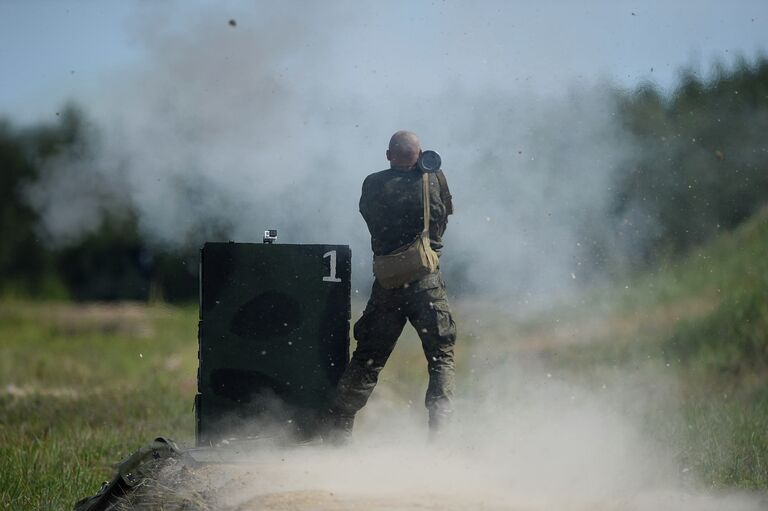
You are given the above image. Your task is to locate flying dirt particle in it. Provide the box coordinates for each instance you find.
[228,19,237,27]
[715,150,725,161]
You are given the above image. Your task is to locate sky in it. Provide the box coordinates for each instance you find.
[1,0,767,124]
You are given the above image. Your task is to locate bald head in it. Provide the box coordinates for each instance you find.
[387,130,421,167]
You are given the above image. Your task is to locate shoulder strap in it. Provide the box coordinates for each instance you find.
[435,170,454,215]
[422,171,430,233]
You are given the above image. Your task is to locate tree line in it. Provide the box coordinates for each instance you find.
[1,56,767,301]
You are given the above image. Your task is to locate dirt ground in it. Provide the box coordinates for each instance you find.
[143,455,765,511]
[125,418,766,511]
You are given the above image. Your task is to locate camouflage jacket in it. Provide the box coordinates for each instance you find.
[359,165,451,257]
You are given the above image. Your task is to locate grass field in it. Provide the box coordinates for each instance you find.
[0,303,198,510]
[1,210,767,509]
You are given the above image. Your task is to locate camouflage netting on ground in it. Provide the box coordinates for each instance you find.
[111,458,214,511]
[74,438,214,511]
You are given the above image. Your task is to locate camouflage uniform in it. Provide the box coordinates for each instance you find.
[331,165,456,430]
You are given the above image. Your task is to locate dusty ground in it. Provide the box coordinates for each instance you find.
[138,448,765,511]
[3,278,764,509]
[109,292,765,511]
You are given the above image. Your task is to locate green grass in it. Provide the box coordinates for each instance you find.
[676,395,768,489]
[0,303,198,510]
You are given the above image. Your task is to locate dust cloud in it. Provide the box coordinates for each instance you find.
[155,362,763,510]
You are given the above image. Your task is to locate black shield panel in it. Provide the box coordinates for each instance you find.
[196,242,351,445]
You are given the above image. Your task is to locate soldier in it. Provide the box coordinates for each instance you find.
[326,130,457,443]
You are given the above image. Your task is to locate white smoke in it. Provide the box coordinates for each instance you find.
[26,3,643,300]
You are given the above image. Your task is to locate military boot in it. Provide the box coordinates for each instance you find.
[320,409,355,446]
[428,406,453,441]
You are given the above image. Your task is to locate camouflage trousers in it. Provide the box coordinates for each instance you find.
[332,272,457,425]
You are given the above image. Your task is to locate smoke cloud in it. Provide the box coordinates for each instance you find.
[27,3,644,300]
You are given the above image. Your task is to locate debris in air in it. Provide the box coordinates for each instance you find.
[228,19,237,27]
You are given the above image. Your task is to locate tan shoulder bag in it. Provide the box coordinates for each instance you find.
[372,172,439,289]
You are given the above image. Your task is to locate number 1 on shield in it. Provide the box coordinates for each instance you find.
[323,250,342,282]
